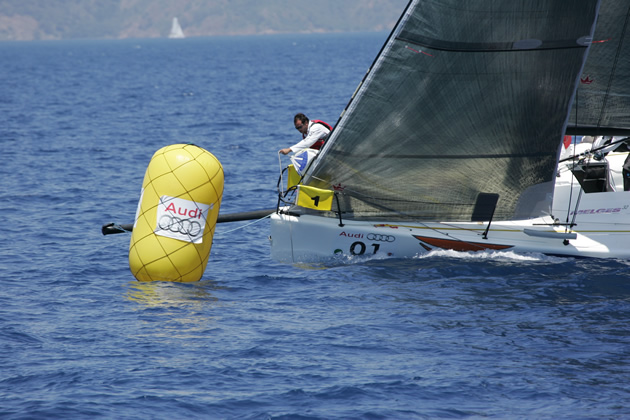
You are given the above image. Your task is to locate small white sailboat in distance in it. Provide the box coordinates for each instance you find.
[168,17,185,39]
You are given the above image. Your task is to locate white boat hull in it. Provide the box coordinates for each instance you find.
[271,210,630,263]
[271,141,630,263]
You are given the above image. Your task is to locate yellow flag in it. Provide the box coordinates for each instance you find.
[297,185,334,211]
[287,164,301,190]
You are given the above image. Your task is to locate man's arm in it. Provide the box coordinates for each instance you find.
[283,124,330,153]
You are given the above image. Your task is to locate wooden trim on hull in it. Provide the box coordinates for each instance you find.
[413,235,514,252]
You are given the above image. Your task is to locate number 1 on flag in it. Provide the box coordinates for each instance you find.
[297,185,333,211]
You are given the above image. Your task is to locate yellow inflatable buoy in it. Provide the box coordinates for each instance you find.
[128,144,224,282]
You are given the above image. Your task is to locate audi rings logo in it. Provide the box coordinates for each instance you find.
[367,233,396,242]
[158,215,202,237]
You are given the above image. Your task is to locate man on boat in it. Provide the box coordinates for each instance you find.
[279,113,332,155]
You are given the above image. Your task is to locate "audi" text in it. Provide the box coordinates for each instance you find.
[164,202,205,219]
[339,231,363,238]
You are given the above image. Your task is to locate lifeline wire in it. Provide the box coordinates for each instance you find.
[278,151,285,194]
[565,89,579,229]
[215,213,272,237]
[215,152,281,237]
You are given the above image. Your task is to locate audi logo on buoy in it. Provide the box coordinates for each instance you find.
[158,215,202,237]
[366,233,395,242]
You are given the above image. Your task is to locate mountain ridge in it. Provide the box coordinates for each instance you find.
[0,0,408,41]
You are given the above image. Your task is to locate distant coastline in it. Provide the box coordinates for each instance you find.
[0,0,406,42]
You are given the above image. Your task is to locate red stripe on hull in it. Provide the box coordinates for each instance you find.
[413,235,513,252]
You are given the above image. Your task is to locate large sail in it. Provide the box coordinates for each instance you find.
[568,2,630,135]
[303,0,600,222]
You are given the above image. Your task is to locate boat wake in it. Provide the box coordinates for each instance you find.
[294,248,566,269]
[415,249,567,263]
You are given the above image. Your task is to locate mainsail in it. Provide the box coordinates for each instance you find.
[169,17,185,39]
[303,0,602,223]
[567,2,630,135]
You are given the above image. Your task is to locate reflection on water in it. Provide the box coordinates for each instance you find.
[125,280,229,341]
[126,279,223,308]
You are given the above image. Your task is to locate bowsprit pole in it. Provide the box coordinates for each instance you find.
[102,208,277,235]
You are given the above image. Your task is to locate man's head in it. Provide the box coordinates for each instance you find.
[294,113,309,135]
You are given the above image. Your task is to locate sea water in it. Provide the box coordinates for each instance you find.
[1,33,630,419]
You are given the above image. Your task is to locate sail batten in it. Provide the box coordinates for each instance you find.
[304,0,601,222]
[329,152,555,159]
[396,34,591,53]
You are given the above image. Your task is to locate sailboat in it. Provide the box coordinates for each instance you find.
[168,17,185,39]
[270,0,630,262]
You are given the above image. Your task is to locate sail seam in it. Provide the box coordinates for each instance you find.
[330,152,553,159]
[396,34,589,53]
